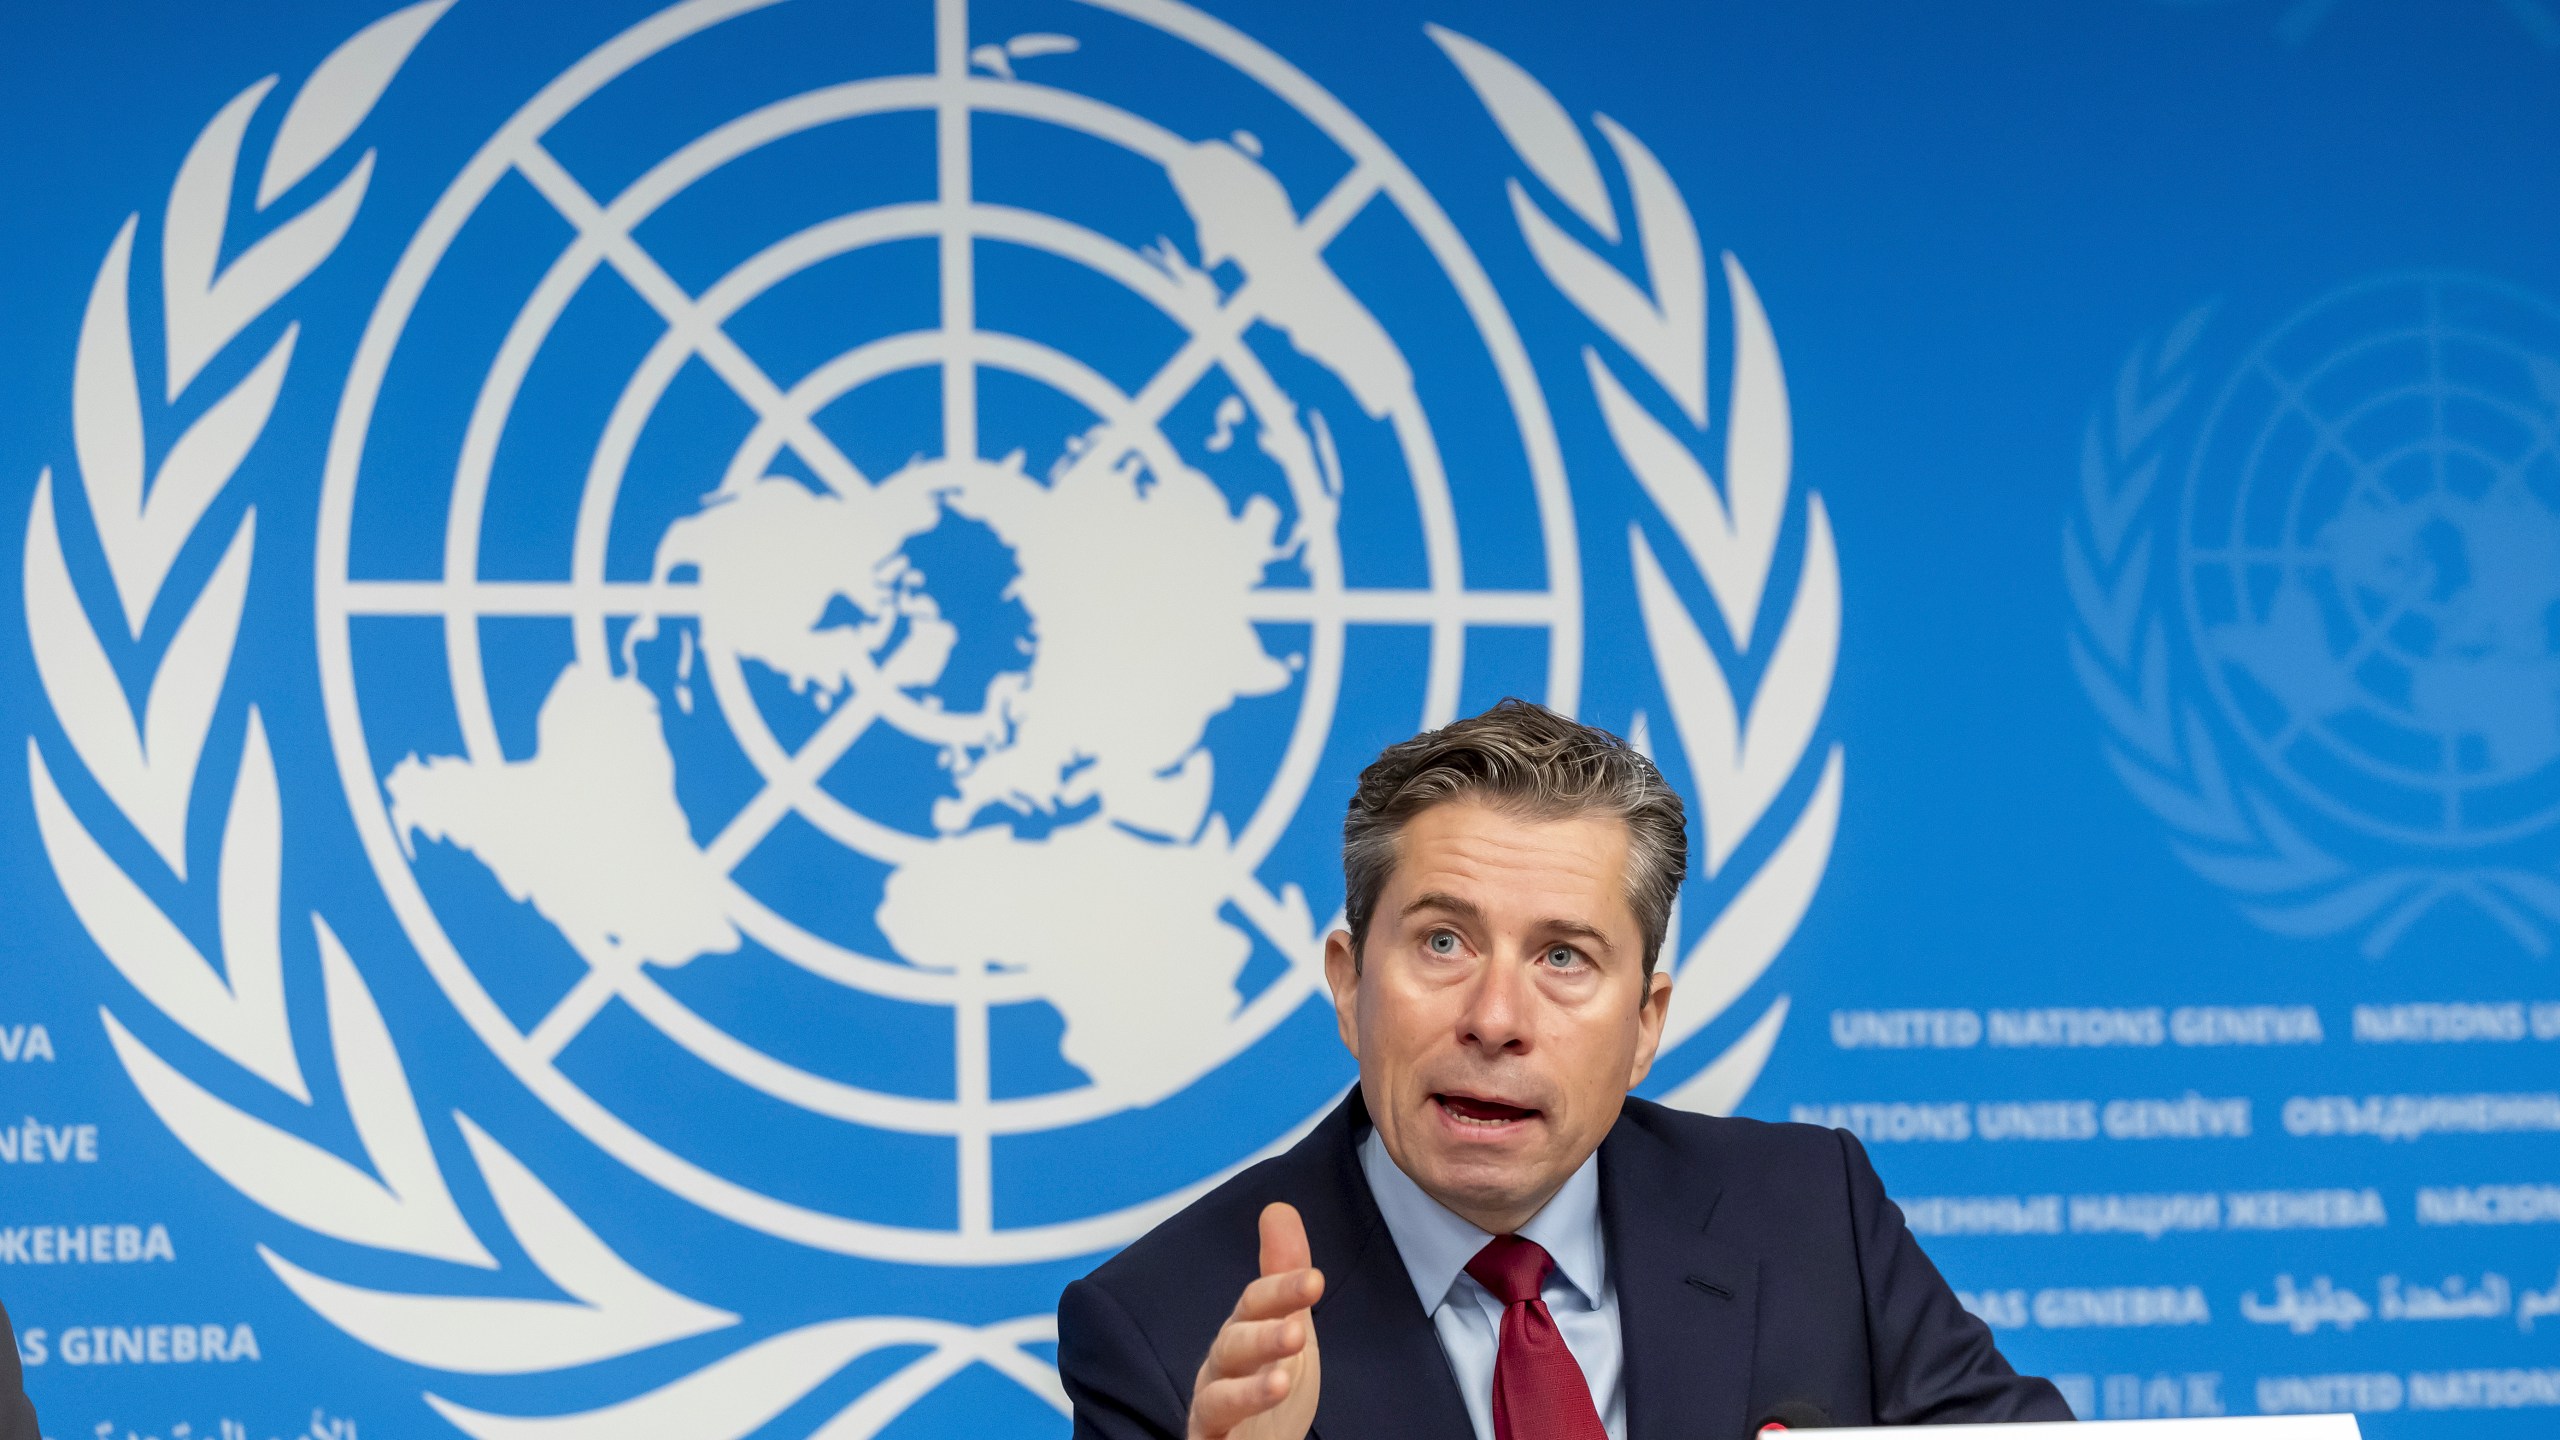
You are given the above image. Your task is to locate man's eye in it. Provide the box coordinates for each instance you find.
[1544,946,1580,969]
[1426,931,1459,955]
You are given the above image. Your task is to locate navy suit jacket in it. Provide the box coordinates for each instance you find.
[1059,1091,2071,1438]
[0,1298,37,1440]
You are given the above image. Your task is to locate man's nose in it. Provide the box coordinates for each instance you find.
[1457,953,1533,1053]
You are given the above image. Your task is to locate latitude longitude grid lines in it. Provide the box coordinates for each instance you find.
[326,0,1580,1238]
[2177,282,2560,837]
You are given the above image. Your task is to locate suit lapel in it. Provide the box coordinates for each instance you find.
[1303,1091,1475,1440]
[1603,1115,1757,1440]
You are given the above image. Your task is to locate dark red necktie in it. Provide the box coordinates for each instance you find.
[1465,1234,1609,1440]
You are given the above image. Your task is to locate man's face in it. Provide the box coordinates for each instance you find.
[1326,798,1672,1235]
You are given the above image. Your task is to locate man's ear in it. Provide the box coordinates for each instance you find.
[1324,928,1361,1057]
[1626,967,1673,1089]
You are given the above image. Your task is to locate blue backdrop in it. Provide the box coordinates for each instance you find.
[3,1,2557,1436]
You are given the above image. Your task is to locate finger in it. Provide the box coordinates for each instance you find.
[1231,1265,1324,1322]
[1192,1365,1294,1436]
[1208,1316,1306,1378]
[1258,1202,1310,1278]
[1192,1366,1292,1434]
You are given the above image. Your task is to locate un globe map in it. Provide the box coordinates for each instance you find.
[385,429,1307,1109]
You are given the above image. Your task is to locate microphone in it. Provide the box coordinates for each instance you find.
[1755,1399,1833,1431]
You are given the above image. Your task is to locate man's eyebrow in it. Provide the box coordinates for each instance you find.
[1539,918,1618,960]
[1399,891,1486,926]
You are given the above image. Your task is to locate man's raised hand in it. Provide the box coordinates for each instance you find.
[1187,1202,1323,1440]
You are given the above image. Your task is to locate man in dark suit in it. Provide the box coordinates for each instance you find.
[1059,701,2071,1439]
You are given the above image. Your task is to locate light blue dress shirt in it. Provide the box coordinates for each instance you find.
[1358,1128,1627,1440]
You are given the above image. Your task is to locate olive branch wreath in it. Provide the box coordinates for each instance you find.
[1437,27,1845,1109]
[24,8,1843,1436]
[2064,310,2560,959]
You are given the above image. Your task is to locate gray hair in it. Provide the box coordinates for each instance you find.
[1341,699,1688,973]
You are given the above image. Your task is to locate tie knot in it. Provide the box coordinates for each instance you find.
[1465,1233,1555,1306]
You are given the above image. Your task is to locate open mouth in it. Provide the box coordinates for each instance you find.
[1435,1093,1540,1127]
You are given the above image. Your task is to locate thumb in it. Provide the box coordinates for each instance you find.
[1258,1201,1310,1280]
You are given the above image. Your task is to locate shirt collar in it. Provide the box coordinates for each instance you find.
[1358,1125,1607,1313]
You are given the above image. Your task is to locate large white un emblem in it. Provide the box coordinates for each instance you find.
[315,0,1578,1263]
